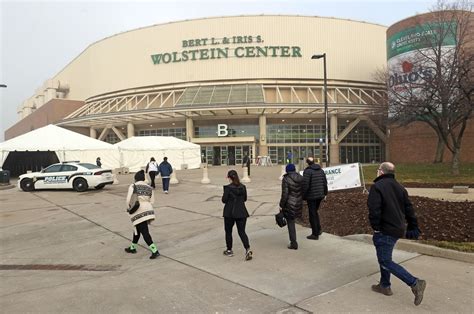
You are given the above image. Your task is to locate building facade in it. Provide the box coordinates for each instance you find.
[10,15,390,165]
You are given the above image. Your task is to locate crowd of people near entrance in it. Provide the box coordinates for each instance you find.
[123,156,426,306]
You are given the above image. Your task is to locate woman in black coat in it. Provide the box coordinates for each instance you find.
[222,170,253,261]
[279,164,304,250]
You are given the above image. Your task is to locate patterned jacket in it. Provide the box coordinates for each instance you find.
[126,181,155,226]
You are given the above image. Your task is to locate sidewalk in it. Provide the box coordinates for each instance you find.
[1,166,472,313]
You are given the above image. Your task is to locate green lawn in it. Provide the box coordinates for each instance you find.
[361,163,474,184]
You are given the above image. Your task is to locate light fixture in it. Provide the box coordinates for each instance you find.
[150,124,153,127]
[282,119,285,122]
[309,119,312,122]
[172,122,175,126]
[311,53,329,167]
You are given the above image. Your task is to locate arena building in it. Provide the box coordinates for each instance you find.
[7,15,391,166]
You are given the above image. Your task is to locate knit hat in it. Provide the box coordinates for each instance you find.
[134,170,145,182]
[286,163,296,173]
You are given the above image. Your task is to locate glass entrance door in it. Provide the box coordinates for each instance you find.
[202,145,253,166]
[228,146,236,166]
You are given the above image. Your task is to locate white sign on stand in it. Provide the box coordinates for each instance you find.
[300,163,362,191]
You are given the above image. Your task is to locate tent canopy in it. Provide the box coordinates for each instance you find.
[114,136,201,172]
[0,124,120,169]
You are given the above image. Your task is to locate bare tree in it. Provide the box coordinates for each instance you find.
[386,0,473,174]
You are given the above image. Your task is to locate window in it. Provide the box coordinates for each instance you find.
[60,165,78,172]
[267,124,324,143]
[138,128,186,140]
[43,164,62,173]
[78,163,100,169]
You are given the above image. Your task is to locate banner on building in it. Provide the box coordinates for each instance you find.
[300,163,362,191]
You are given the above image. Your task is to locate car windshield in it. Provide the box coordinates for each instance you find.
[78,163,101,169]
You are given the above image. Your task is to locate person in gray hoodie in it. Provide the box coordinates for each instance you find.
[279,163,304,250]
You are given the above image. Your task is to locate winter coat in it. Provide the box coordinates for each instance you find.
[367,173,418,238]
[158,161,173,178]
[302,164,328,200]
[222,183,249,219]
[126,181,155,227]
[279,172,304,219]
[242,155,251,167]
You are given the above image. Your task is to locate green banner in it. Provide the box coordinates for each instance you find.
[387,22,457,60]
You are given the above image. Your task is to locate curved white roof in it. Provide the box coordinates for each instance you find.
[0,124,115,151]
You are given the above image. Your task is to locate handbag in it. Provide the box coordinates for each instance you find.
[127,184,140,214]
[275,211,287,228]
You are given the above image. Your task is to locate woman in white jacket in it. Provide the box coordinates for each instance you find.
[125,170,159,259]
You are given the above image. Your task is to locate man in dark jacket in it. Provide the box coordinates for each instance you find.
[368,162,426,306]
[279,163,304,250]
[158,157,173,194]
[302,157,328,240]
[242,153,251,176]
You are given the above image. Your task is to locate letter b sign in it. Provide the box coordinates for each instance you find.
[217,124,228,137]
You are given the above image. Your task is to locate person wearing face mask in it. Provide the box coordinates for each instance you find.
[221,170,252,261]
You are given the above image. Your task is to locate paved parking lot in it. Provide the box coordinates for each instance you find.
[1,166,472,313]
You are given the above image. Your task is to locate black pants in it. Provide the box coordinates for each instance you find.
[224,217,250,250]
[307,199,323,236]
[132,221,153,246]
[149,171,157,188]
[287,218,297,245]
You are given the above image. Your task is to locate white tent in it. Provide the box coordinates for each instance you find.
[0,124,120,169]
[114,136,201,172]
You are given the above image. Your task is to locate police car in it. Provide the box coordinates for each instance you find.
[18,161,114,192]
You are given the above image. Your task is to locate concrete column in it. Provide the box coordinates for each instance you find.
[90,128,97,139]
[259,114,268,156]
[127,122,135,138]
[252,142,257,164]
[186,118,194,142]
[330,114,340,165]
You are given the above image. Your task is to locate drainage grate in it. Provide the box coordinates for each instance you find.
[0,264,120,271]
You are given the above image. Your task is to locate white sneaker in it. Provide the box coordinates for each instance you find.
[164,190,169,194]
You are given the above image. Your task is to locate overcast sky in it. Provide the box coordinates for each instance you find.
[0,0,436,140]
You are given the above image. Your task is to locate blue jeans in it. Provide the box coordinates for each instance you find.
[162,178,170,191]
[373,232,417,288]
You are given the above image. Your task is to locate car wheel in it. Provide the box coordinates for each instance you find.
[73,178,88,192]
[95,184,105,190]
[20,178,35,192]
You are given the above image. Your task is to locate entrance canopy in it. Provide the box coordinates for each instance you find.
[114,136,201,172]
[0,124,120,169]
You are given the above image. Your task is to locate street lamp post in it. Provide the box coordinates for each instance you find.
[311,54,329,167]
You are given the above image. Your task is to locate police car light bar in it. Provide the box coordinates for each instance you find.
[62,161,80,163]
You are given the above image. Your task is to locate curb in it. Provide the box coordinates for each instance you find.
[0,184,15,191]
[344,234,474,264]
